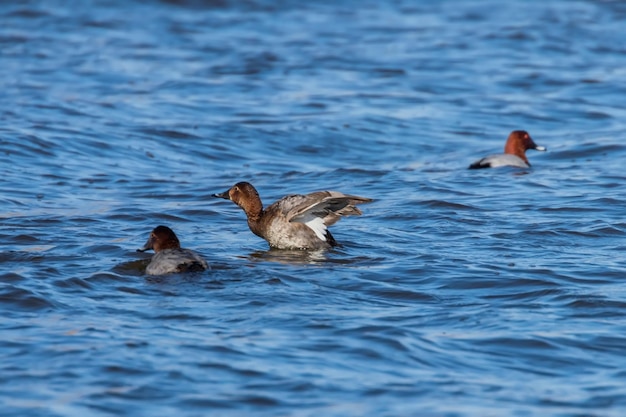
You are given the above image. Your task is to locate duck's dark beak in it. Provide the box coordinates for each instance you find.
[137,235,154,253]
[213,190,230,200]
[529,137,547,152]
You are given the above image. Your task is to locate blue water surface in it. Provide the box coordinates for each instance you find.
[1,1,626,416]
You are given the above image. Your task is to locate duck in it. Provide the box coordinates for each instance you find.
[137,225,208,275]
[469,130,546,169]
[213,181,372,250]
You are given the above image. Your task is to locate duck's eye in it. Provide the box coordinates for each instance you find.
[233,186,239,192]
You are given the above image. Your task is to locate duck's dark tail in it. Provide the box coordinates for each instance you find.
[469,160,490,169]
[177,262,207,273]
[325,230,339,247]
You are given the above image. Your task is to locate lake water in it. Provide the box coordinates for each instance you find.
[2,1,626,416]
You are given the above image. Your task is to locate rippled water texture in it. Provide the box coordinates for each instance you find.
[2,1,626,416]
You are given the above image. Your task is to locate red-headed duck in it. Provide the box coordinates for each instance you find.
[469,130,546,169]
[213,181,372,250]
[137,225,208,275]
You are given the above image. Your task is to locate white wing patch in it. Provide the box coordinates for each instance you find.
[302,216,328,242]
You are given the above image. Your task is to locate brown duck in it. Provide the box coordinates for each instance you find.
[214,182,372,250]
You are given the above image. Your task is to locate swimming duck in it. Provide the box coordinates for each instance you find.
[137,225,208,275]
[469,130,546,169]
[213,181,372,250]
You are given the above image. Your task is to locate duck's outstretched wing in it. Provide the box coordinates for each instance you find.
[285,191,372,226]
[261,191,372,245]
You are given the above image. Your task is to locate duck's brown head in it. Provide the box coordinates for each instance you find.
[504,130,546,162]
[137,225,180,253]
[213,182,263,217]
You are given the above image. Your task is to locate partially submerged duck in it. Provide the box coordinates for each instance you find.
[137,225,208,275]
[469,130,546,169]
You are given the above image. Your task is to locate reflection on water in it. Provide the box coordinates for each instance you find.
[246,248,330,265]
